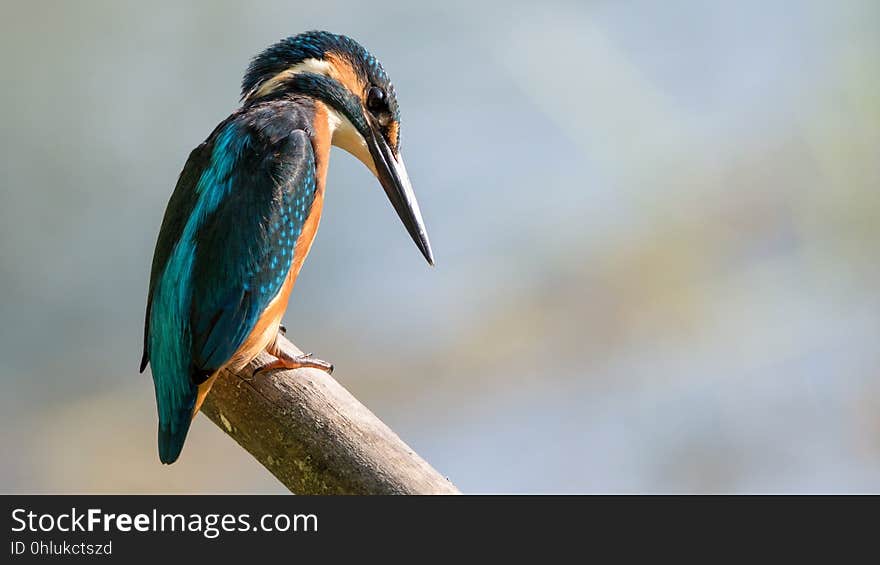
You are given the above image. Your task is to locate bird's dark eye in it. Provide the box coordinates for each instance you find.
[366,86,386,114]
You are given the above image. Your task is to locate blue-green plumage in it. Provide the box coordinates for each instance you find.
[142,99,319,463]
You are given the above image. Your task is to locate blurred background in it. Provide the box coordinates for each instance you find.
[1,0,878,493]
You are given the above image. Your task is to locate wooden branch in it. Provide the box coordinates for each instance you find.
[200,335,460,495]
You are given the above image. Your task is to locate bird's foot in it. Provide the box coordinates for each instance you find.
[253,350,334,376]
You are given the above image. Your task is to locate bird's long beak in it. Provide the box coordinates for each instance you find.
[366,120,434,266]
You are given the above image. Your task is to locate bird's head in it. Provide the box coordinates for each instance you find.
[241,31,433,265]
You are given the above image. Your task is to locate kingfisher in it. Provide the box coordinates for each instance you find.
[140,31,433,464]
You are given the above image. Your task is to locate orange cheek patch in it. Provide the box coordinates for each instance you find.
[326,53,367,99]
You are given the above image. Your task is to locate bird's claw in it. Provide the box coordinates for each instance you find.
[253,353,333,376]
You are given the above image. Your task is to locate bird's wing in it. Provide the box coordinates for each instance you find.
[187,127,317,375]
[144,115,317,462]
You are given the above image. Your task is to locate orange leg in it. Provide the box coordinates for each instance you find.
[254,332,334,376]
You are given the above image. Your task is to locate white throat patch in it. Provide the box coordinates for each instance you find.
[324,105,375,175]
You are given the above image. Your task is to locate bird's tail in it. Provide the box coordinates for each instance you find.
[158,412,193,464]
[159,372,221,463]
[155,380,198,465]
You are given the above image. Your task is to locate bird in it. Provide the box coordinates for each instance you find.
[140,31,433,464]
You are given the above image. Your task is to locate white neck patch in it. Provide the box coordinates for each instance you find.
[251,58,335,99]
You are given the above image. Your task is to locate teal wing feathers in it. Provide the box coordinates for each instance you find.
[141,107,318,463]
